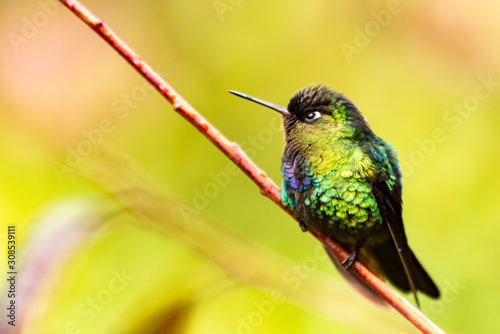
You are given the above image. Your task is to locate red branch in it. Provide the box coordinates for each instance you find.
[57,1,444,333]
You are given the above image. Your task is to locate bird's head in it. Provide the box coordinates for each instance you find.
[229,85,373,150]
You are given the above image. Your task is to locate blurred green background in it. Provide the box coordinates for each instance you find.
[1,0,500,333]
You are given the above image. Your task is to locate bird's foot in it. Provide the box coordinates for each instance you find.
[341,251,358,270]
[299,221,307,232]
[340,239,365,270]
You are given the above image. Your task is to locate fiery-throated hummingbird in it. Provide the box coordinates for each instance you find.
[229,85,439,305]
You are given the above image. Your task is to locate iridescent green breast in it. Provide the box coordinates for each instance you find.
[280,139,395,240]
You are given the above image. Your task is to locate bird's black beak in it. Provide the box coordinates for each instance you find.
[228,90,289,116]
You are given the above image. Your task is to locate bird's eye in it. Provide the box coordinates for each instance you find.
[304,111,321,123]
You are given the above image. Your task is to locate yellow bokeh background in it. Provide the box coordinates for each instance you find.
[1,0,500,333]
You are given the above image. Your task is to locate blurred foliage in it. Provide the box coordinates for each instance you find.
[1,0,500,333]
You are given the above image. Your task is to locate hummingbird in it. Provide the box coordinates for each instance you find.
[229,85,440,306]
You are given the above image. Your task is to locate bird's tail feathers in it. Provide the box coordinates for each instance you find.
[370,239,440,299]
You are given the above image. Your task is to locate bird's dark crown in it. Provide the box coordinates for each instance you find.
[287,85,347,118]
[285,84,373,136]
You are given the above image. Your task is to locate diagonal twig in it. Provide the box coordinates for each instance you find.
[56,1,445,333]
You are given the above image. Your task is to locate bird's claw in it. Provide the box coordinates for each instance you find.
[341,252,357,270]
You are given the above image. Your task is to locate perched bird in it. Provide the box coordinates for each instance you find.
[229,85,439,305]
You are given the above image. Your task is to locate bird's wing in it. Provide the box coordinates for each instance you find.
[364,141,420,305]
[371,180,420,303]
